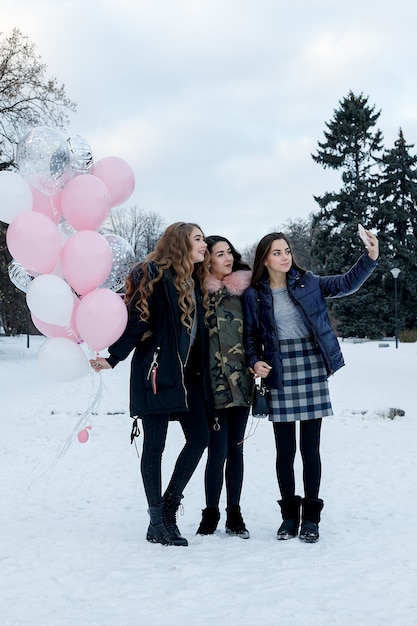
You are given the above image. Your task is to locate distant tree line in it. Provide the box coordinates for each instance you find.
[100,206,166,262]
[0,29,416,340]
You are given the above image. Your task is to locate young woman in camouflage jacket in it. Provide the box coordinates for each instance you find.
[196,236,253,539]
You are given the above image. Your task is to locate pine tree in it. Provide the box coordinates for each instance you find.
[375,129,417,333]
[311,91,385,338]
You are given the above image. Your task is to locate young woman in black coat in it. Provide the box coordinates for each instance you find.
[242,229,379,543]
[90,222,212,546]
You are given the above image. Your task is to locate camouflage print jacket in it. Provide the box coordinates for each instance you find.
[206,270,253,410]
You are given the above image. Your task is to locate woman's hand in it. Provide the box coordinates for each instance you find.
[364,229,379,261]
[252,360,272,378]
[89,357,112,372]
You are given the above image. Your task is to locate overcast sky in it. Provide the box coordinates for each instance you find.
[3,0,417,249]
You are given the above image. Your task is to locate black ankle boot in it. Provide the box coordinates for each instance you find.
[299,498,324,543]
[277,496,302,540]
[196,507,220,535]
[225,505,250,539]
[163,493,188,546]
[146,499,188,546]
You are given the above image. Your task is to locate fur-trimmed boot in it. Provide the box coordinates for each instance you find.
[163,493,188,546]
[225,505,250,539]
[299,498,324,543]
[277,495,302,540]
[196,507,220,535]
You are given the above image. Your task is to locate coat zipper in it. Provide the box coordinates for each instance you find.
[178,348,188,409]
[146,346,160,395]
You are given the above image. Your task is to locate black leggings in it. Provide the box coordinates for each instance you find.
[273,418,322,500]
[204,406,249,508]
[140,371,210,507]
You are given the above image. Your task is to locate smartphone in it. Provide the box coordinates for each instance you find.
[358,223,372,247]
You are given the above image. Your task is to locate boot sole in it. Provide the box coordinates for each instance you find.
[146,534,188,546]
[299,534,319,543]
[277,532,297,540]
[225,528,250,539]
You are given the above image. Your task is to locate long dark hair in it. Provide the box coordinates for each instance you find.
[250,232,304,287]
[205,235,251,272]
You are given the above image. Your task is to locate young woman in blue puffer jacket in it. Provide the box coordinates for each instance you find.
[242,229,379,543]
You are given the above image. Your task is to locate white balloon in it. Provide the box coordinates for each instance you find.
[0,171,33,224]
[37,337,90,382]
[26,274,74,325]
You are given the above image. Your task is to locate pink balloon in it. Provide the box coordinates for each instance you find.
[31,294,82,342]
[61,230,113,296]
[61,174,111,231]
[76,288,128,351]
[78,429,90,443]
[93,156,135,207]
[6,212,61,274]
[31,187,62,224]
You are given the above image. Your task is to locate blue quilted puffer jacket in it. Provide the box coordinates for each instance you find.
[242,253,377,390]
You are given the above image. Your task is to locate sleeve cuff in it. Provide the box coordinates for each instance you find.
[105,354,120,368]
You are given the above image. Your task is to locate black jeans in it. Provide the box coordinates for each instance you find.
[273,418,322,500]
[204,406,249,508]
[140,370,210,507]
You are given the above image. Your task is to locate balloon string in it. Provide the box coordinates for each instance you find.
[65,323,82,344]
[50,195,59,220]
[65,324,84,345]
[53,376,103,461]
[25,375,103,494]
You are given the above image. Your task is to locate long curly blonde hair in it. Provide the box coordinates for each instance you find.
[125,222,210,331]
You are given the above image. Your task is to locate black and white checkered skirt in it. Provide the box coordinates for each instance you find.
[269,337,333,422]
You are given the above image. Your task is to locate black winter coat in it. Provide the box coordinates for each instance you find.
[106,263,211,417]
[242,253,377,390]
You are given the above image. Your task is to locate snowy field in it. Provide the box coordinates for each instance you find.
[1,335,416,626]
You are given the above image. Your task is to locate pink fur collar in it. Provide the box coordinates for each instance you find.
[205,270,252,295]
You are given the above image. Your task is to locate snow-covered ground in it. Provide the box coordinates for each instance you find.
[1,335,416,626]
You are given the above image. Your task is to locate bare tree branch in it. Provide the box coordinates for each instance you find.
[0,28,76,170]
[101,206,166,261]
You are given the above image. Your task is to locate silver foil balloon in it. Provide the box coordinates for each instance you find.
[58,216,77,239]
[100,234,135,292]
[67,135,94,174]
[8,260,33,293]
[16,126,74,196]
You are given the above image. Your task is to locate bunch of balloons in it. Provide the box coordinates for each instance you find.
[1,126,136,383]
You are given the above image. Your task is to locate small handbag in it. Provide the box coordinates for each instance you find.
[251,377,270,418]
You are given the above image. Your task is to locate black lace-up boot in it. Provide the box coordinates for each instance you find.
[163,493,188,546]
[277,496,302,540]
[196,507,220,535]
[146,498,188,546]
[225,505,250,539]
